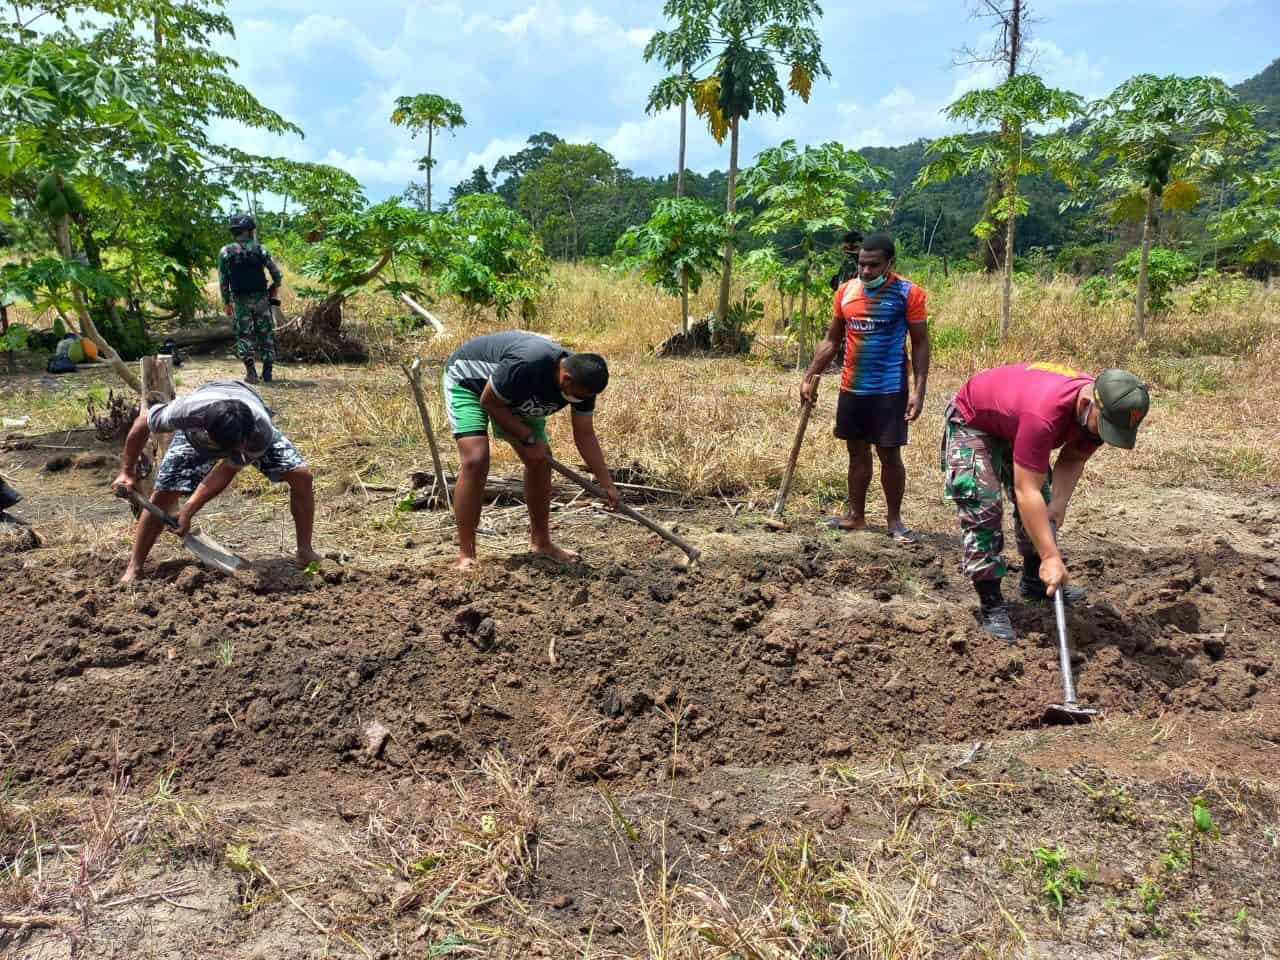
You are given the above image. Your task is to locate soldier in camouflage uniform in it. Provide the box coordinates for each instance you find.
[219,213,283,384]
[942,364,1150,643]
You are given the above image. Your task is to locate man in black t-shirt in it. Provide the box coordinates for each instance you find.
[443,331,622,569]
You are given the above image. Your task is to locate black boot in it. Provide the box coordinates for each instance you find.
[976,580,1016,644]
[261,360,273,383]
[243,360,259,384]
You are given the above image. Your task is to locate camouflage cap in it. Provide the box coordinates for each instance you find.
[1093,369,1150,450]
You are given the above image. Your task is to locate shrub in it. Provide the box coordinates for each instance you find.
[1115,247,1195,315]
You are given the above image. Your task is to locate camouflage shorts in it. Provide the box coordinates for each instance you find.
[940,402,1051,583]
[155,430,305,494]
[232,293,275,363]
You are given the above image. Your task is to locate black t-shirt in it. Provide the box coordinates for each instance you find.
[445,331,595,419]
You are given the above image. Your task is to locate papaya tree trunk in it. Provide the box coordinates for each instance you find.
[426,123,434,213]
[1134,189,1156,339]
[53,218,140,394]
[715,116,740,325]
[796,252,811,372]
[1000,183,1015,341]
[677,86,689,335]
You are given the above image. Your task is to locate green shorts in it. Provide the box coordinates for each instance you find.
[443,373,549,445]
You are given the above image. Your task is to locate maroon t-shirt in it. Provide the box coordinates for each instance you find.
[954,362,1103,473]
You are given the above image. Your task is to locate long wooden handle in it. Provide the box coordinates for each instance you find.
[120,487,177,529]
[548,458,700,563]
[772,399,814,517]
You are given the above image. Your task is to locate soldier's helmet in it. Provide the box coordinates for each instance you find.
[229,213,257,234]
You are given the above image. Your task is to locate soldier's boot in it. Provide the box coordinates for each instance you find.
[243,360,259,384]
[261,360,273,383]
[976,580,1016,645]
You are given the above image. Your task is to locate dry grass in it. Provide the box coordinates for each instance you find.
[4,267,1277,558]
[0,757,227,944]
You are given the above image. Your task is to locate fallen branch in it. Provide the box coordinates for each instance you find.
[0,912,76,930]
[398,293,445,334]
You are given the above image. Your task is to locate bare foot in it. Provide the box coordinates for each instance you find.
[824,514,867,532]
[119,565,142,584]
[295,547,323,568]
[454,555,480,571]
[531,542,579,564]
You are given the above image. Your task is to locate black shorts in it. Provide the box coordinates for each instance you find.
[834,390,909,447]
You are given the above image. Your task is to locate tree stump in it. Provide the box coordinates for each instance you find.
[134,354,176,508]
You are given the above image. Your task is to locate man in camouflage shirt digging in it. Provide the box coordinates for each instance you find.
[941,363,1150,643]
[219,213,283,384]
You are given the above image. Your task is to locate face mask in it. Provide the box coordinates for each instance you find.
[1077,399,1098,438]
[863,272,889,291]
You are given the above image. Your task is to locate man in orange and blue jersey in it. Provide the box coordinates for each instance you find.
[800,234,931,543]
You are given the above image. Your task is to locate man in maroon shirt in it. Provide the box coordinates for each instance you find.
[942,363,1150,642]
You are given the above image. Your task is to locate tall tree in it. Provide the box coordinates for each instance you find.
[449,165,494,206]
[915,74,1081,338]
[646,0,829,324]
[492,132,563,207]
[957,0,1035,273]
[516,143,620,261]
[739,140,890,362]
[390,93,467,213]
[1067,75,1260,337]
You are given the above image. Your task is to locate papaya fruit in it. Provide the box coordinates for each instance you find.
[63,185,85,216]
[36,173,58,205]
[80,337,98,361]
[68,340,85,364]
[46,194,69,221]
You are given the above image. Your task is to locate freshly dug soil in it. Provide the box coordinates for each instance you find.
[1,535,1276,794]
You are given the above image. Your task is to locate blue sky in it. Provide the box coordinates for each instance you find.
[211,0,1279,201]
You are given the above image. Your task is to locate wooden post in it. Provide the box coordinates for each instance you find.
[400,357,452,511]
[135,354,176,505]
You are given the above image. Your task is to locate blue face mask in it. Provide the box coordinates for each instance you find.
[863,272,889,291]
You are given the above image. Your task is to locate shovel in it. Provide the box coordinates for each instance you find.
[1044,589,1098,724]
[117,488,245,575]
[548,457,700,566]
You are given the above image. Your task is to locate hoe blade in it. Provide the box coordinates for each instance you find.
[184,531,245,575]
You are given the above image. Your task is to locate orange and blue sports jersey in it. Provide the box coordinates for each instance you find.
[834,273,928,395]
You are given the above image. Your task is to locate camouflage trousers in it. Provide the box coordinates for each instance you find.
[941,402,1052,583]
[232,293,275,363]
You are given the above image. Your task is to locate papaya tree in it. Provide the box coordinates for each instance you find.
[431,194,550,323]
[2,0,304,386]
[914,73,1082,339]
[615,198,724,334]
[645,0,829,324]
[1210,157,1280,267]
[0,41,176,391]
[294,199,435,359]
[390,93,467,213]
[644,0,711,327]
[1065,75,1261,337]
[739,140,890,363]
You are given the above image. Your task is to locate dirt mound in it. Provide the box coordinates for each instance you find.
[1,536,1276,793]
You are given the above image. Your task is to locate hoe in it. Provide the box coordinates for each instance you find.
[1044,589,1099,724]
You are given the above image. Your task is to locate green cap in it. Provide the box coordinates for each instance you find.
[1093,369,1150,449]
